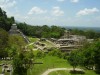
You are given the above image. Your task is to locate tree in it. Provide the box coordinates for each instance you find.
[0,8,3,16]
[17,23,65,38]
[13,51,34,75]
[93,41,100,73]
[82,46,95,69]
[75,40,100,73]
[70,28,100,39]
[8,46,17,59]
[0,8,15,31]
[85,30,96,39]
[68,50,80,71]
[13,52,27,75]
[36,51,45,58]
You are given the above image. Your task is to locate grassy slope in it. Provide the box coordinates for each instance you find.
[28,55,71,75]
[48,70,99,75]
[28,37,39,43]
[27,55,99,75]
[0,66,2,73]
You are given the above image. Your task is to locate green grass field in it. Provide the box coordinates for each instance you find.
[5,72,10,75]
[48,70,99,75]
[27,55,71,75]
[27,55,99,75]
[28,37,39,43]
[0,66,2,73]
[48,70,70,75]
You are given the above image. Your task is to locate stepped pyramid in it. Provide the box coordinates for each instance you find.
[9,24,30,43]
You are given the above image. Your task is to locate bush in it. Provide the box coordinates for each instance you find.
[48,49,63,58]
[36,51,45,58]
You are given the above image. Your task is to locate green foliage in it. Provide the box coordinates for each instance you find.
[68,40,100,73]
[0,28,9,57]
[85,30,96,39]
[0,28,8,49]
[36,51,45,58]
[93,41,100,73]
[8,46,17,58]
[48,49,69,59]
[48,70,98,75]
[48,70,70,75]
[81,41,100,72]
[48,49,61,57]
[13,53,27,75]
[27,55,70,75]
[70,29,100,39]
[28,50,34,59]
[0,8,15,31]
[48,49,68,59]
[8,35,26,48]
[68,50,80,70]
[17,23,65,38]
[13,51,34,75]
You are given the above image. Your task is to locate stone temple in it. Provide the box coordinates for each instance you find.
[9,24,30,43]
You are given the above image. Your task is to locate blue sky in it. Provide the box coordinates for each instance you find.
[0,0,100,27]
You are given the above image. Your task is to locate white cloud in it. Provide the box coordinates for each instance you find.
[0,0,16,10]
[71,0,79,3]
[28,6,47,15]
[77,8,99,16]
[57,0,65,2]
[52,7,64,16]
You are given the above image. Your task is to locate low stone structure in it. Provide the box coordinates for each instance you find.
[53,31,87,52]
[39,38,46,41]
[56,39,83,52]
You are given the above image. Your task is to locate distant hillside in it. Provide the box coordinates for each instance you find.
[64,26,100,32]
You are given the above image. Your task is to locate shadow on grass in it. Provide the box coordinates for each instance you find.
[94,70,100,75]
[70,70,85,74]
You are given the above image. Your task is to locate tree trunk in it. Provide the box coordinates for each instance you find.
[73,66,76,71]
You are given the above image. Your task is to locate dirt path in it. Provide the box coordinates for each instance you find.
[41,68,82,75]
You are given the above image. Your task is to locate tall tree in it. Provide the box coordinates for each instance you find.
[93,41,100,73]
[68,50,80,71]
[13,51,34,75]
[0,7,15,31]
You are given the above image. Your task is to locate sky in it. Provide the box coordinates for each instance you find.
[0,0,100,27]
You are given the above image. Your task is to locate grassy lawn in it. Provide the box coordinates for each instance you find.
[28,37,39,43]
[27,55,71,75]
[48,70,99,75]
[0,55,99,75]
[5,72,10,75]
[27,55,99,75]
[48,70,70,75]
[0,66,2,73]
[27,44,36,49]
[28,37,56,50]
[27,37,39,49]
